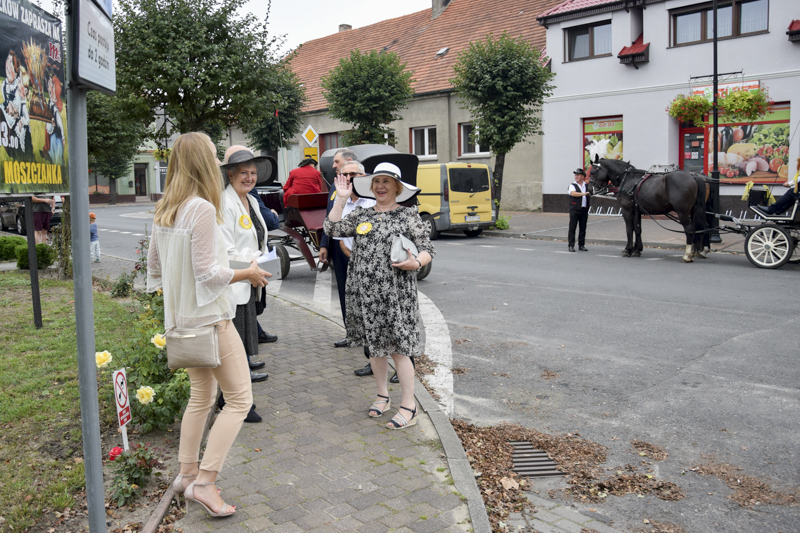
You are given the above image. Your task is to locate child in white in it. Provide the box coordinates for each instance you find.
[89,213,100,262]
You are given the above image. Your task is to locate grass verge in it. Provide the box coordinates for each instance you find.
[0,271,137,531]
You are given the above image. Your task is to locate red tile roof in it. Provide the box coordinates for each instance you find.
[537,0,618,19]
[289,0,563,113]
[789,20,800,33]
[618,33,649,57]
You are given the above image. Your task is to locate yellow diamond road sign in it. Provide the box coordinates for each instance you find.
[302,125,318,147]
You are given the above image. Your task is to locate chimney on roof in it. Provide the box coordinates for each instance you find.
[339,24,352,32]
[432,0,451,20]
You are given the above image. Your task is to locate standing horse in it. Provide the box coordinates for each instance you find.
[589,158,710,262]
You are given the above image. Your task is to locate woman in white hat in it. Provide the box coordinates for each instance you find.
[324,162,434,429]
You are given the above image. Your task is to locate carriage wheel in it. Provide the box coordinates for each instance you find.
[788,229,800,264]
[416,261,432,281]
[274,243,291,279]
[745,224,793,269]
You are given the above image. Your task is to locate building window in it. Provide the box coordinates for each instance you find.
[459,123,489,156]
[411,126,437,157]
[566,22,612,61]
[672,0,768,46]
[319,132,343,155]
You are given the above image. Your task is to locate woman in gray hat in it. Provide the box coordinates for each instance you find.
[219,149,274,412]
[324,162,434,430]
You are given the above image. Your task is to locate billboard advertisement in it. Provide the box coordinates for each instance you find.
[0,0,68,194]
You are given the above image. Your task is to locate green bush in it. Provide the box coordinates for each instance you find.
[111,272,134,298]
[109,444,164,506]
[493,215,511,230]
[0,236,26,261]
[15,243,56,270]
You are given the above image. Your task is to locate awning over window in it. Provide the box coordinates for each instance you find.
[788,20,800,42]
[617,33,649,66]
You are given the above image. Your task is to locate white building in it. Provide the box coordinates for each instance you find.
[537,0,800,212]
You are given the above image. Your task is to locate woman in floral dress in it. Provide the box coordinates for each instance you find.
[323,162,434,429]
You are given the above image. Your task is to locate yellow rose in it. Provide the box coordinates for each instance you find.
[151,333,166,350]
[95,350,112,369]
[136,386,155,405]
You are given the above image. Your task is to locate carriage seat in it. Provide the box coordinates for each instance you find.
[283,192,329,232]
[751,199,800,223]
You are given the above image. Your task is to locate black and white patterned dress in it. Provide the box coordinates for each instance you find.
[323,206,435,358]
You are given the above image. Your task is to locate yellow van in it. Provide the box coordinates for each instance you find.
[416,163,495,239]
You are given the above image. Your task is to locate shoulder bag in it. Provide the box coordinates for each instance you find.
[166,325,221,370]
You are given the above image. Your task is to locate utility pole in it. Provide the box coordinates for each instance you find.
[709,0,721,243]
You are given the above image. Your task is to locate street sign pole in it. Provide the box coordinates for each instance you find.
[66,0,106,530]
[710,0,722,243]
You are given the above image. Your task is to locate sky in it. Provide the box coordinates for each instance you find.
[37,0,433,52]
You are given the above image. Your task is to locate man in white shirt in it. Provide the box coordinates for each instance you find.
[568,168,591,252]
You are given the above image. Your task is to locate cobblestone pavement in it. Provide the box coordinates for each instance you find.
[506,488,620,533]
[173,298,474,533]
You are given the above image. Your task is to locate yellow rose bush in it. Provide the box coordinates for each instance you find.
[97,233,190,434]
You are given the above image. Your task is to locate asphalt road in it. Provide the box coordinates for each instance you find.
[423,233,800,532]
[86,204,156,261]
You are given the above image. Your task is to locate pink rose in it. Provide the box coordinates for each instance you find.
[109,447,124,461]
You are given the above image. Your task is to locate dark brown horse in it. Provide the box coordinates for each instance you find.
[589,158,710,262]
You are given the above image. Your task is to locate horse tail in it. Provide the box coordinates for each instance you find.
[692,175,709,250]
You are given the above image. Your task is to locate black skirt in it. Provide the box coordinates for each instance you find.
[232,287,259,357]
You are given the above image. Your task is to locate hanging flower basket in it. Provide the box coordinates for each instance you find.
[153,148,171,162]
[666,94,713,127]
[717,88,773,123]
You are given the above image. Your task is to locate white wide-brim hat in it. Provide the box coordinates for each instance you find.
[352,162,421,204]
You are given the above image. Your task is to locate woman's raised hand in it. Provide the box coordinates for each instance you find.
[334,174,353,198]
[247,260,272,287]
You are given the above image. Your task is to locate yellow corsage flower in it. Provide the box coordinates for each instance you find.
[239,215,253,230]
[151,333,166,350]
[356,222,373,235]
[95,350,112,369]
[136,386,155,405]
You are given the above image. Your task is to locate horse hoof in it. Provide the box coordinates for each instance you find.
[682,257,694,263]
[622,251,631,257]
[697,252,707,259]
[632,251,641,257]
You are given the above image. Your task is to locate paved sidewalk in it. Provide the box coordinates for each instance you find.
[172,298,481,533]
[483,211,747,254]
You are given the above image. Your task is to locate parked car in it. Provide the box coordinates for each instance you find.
[0,195,63,235]
[416,163,495,239]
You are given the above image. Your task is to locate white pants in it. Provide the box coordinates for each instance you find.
[90,240,101,261]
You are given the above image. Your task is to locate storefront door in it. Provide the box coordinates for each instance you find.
[134,164,147,196]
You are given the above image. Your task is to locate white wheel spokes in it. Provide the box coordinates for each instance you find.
[751,229,789,264]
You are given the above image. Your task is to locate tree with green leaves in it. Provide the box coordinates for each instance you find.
[239,61,307,152]
[450,32,555,211]
[87,91,152,203]
[321,49,414,145]
[114,0,301,146]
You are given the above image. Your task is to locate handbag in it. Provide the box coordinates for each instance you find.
[166,325,221,370]
[391,234,418,263]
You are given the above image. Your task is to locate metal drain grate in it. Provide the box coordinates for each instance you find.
[509,441,564,478]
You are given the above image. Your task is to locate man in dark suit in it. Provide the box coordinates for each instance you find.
[568,168,591,252]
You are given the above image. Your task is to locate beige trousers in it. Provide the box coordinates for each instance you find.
[178,319,253,472]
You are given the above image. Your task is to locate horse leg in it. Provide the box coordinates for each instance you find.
[621,207,634,257]
[680,218,695,263]
[632,209,643,257]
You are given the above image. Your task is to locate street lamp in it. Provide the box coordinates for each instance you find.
[709,0,722,243]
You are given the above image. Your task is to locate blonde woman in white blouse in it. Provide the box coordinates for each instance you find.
[147,132,271,518]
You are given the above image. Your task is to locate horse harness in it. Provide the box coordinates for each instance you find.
[594,164,651,199]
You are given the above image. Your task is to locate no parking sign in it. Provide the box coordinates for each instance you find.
[112,368,131,450]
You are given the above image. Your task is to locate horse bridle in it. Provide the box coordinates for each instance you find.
[591,163,637,197]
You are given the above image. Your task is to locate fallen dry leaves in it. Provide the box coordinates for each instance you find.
[691,458,800,508]
[631,520,688,533]
[541,370,559,380]
[631,440,668,461]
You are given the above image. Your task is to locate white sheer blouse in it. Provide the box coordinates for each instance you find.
[147,197,235,329]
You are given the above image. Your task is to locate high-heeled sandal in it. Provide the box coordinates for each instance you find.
[387,405,417,430]
[369,394,390,418]
[184,481,236,518]
[172,473,197,495]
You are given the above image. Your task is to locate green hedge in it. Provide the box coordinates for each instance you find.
[0,236,27,261]
[15,244,56,270]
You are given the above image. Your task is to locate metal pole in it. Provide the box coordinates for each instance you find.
[709,0,722,243]
[66,0,107,530]
[23,197,43,328]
